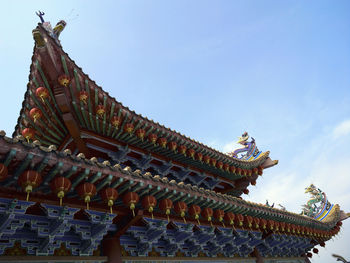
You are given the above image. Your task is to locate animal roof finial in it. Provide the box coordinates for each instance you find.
[36,11,45,23]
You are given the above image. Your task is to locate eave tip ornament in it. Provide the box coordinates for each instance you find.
[227,132,261,160]
[302,184,350,224]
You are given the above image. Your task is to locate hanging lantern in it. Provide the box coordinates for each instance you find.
[258,166,263,175]
[224,212,235,227]
[235,214,244,227]
[22,128,35,143]
[251,180,257,186]
[223,163,229,172]
[178,145,187,155]
[201,207,213,227]
[79,91,89,104]
[253,167,258,175]
[260,218,267,230]
[230,166,236,173]
[244,216,253,229]
[306,252,312,258]
[320,242,325,247]
[0,163,8,182]
[203,155,210,164]
[111,115,122,128]
[210,158,217,167]
[159,198,173,222]
[236,168,242,175]
[135,129,146,141]
[124,123,134,135]
[157,138,167,148]
[247,169,252,176]
[58,75,70,87]
[243,189,249,195]
[18,170,42,201]
[187,148,195,159]
[101,187,118,214]
[189,204,201,225]
[51,176,72,206]
[35,87,49,102]
[174,201,188,223]
[267,220,275,231]
[216,161,223,170]
[96,105,105,118]
[76,182,96,210]
[29,108,42,123]
[253,217,260,229]
[123,192,139,217]
[214,209,225,227]
[148,133,158,145]
[168,141,177,152]
[279,221,285,232]
[142,195,157,219]
[196,152,203,162]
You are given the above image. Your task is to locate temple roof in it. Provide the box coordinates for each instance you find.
[13,23,277,194]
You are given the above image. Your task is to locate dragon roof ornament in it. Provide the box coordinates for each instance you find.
[302,184,350,224]
[227,132,261,161]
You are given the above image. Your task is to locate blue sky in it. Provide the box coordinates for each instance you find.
[0,1,350,262]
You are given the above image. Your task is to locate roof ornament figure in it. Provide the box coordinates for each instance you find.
[227,132,261,160]
[265,200,274,208]
[35,11,66,46]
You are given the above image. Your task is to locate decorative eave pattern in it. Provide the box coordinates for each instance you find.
[0,131,340,240]
[13,24,277,186]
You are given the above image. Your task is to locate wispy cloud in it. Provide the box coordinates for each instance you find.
[333,120,350,139]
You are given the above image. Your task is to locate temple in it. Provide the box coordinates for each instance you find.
[0,16,348,263]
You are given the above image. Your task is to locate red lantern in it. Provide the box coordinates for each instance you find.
[79,91,89,104]
[159,198,173,222]
[168,141,177,151]
[58,75,70,87]
[260,218,267,230]
[187,148,195,159]
[258,166,263,175]
[123,192,139,217]
[211,158,217,167]
[148,133,157,145]
[201,207,213,226]
[224,212,235,227]
[244,216,253,228]
[320,242,325,247]
[312,248,318,254]
[174,201,188,223]
[216,161,223,169]
[35,87,49,102]
[236,168,242,175]
[253,168,258,175]
[253,217,260,229]
[124,123,134,134]
[247,169,252,176]
[214,209,225,227]
[111,116,122,128]
[189,204,201,225]
[142,195,157,219]
[236,214,244,227]
[203,155,210,164]
[29,108,42,123]
[196,152,203,162]
[51,177,72,206]
[223,163,229,172]
[0,163,8,182]
[101,187,118,214]
[230,166,236,173]
[178,145,187,155]
[307,252,312,258]
[76,182,96,210]
[18,170,42,201]
[157,138,167,148]
[267,220,275,231]
[22,128,35,143]
[135,129,146,141]
[243,189,249,195]
[251,180,257,186]
[96,105,105,117]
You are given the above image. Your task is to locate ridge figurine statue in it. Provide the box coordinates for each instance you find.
[302,184,350,224]
[227,132,261,160]
[34,11,66,46]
